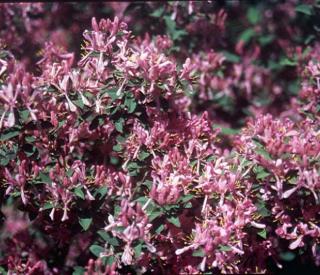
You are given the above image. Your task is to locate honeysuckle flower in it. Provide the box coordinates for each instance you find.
[0,56,8,77]
[282,186,298,199]
[289,235,304,250]
[104,214,122,232]
[56,75,77,112]
[81,16,129,55]
[121,244,134,265]
[69,70,91,106]
[0,83,18,128]
[251,221,266,229]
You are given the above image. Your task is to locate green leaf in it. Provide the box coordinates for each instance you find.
[134,196,149,206]
[115,118,124,133]
[150,6,165,17]
[66,169,74,178]
[74,187,85,200]
[280,251,296,261]
[97,230,108,240]
[39,172,52,184]
[0,156,9,166]
[257,228,267,239]
[127,161,141,176]
[255,167,270,180]
[155,224,165,234]
[178,194,194,203]
[167,216,180,227]
[114,225,125,233]
[149,210,163,221]
[258,35,275,46]
[133,242,143,258]
[98,230,120,246]
[143,180,153,191]
[304,34,316,45]
[255,201,270,218]
[164,15,176,33]
[113,143,123,152]
[192,248,205,257]
[105,256,116,266]
[138,150,150,161]
[25,136,36,143]
[116,135,126,143]
[0,128,20,141]
[164,204,179,212]
[74,98,84,109]
[172,29,187,41]
[0,267,7,275]
[225,194,234,201]
[0,145,17,166]
[58,119,66,129]
[247,7,260,24]
[213,124,240,135]
[79,218,92,231]
[19,109,30,122]
[163,15,187,41]
[256,147,272,161]
[267,59,284,70]
[218,245,232,252]
[221,127,240,135]
[10,191,21,198]
[72,266,85,275]
[95,186,108,198]
[114,205,121,217]
[239,28,255,44]
[222,51,240,63]
[256,171,270,180]
[110,156,120,165]
[295,4,313,15]
[288,80,300,96]
[42,201,54,210]
[124,96,137,113]
[206,155,216,162]
[104,88,119,102]
[280,57,297,66]
[110,156,119,165]
[89,244,104,257]
[212,93,234,112]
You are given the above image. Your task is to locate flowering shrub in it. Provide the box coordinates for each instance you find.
[0,2,320,274]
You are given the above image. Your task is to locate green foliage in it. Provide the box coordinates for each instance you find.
[192,248,205,257]
[280,251,296,261]
[98,230,120,246]
[79,218,93,231]
[167,216,181,227]
[72,266,85,275]
[222,51,241,63]
[89,244,104,257]
[163,15,187,41]
[247,7,261,25]
[74,187,85,199]
[0,127,20,141]
[218,245,232,252]
[257,228,267,239]
[295,4,313,15]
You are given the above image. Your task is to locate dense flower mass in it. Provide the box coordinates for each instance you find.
[0,2,319,274]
